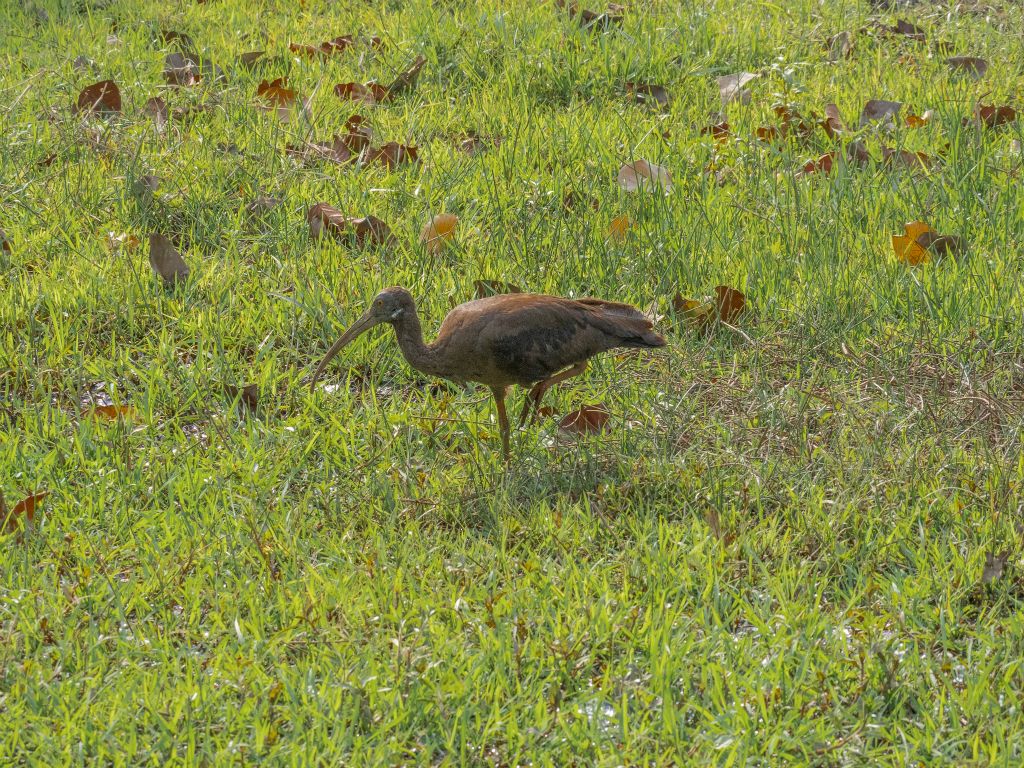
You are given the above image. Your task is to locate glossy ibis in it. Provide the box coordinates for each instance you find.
[310,287,665,458]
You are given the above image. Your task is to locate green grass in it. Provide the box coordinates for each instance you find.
[3,0,1024,763]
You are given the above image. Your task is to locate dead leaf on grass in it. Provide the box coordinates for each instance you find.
[945,56,988,78]
[144,96,168,130]
[625,81,670,108]
[617,159,672,192]
[86,405,138,421]
[419,213,459,254]
[363,141,419,169]
[826,31,852,61]
[982,550,1010,584]
[307,203,396,248]
[164,52,200,86]
[75,79,121,115]
[383,55,427,99]
[558,404,610,435]
[860,98,902,127]
[717,72,757,106]
[256,78,311,122]
[149,233,190,285]
[2,491,48,534]
[225,384,259,411]
[334,81,389,106]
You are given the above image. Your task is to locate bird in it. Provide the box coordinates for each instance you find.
[309,287,666,458]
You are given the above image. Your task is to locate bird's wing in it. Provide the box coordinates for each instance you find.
[572,298,666,347]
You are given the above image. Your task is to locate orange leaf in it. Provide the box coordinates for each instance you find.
[2,491,48,534]
[609,214,633,242]
[905,110,931,128]
[558,405,610,435]
[87,405,138,421]
[892,221,935,265]
[420,213,459,254]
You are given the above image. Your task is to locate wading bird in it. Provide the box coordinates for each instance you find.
[310,287,665,458]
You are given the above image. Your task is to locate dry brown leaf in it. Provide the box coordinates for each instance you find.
[882,146,933,171]
[700,121,729,143]
[76,79,121,115]
[334,81,389,106]
[905,110,932,128]
[144,96,168,130]
[558,405,610,435]
[673,285,747,328]
[717,72,756,106]
[87,405,138,421]
[307,203,395,248]
[473,280,522,299]
[846,140,871,166]
[149,233,190,286]
[419,213,459,254]
[945,56,988,78]
[714,285,746,323]
[974,104,1017,129]
[256,78,311,122]
[238,50,265,69]
[287,136,355,165]
[860,99,902,127]
[826,31,852,61]
[2,491,48,534]
[563,191,600,212]
[454,131,501,155]
[290,36,353,58]
[164,52,200,86]
[363,141,419,169]
[383,55,427,100]
[625,81,670,108]
[225,384,259,411]
[1,228,12,253]
[982,550,1010,584]
[617,159,672,192]
[802,152,835,175]
[822,103,846,137]
[343,114,373,152]
[893,19,926,40]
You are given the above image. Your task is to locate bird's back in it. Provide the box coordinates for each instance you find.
[432,293,664,387]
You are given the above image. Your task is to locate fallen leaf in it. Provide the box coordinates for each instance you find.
[892,221,935,265]
[617,159,672,192]
[382,55,427,100]
[625,81,670,108]
[700,121,730,143]
[238,50,265,69]
[826,31,852,61]
[882,146,933,170]
[342,114,373,152]
[334,81,389,106]
[2,491,48,534]
[473,280,523,299]
[982,550,1010,584]
[144,96,168,130]
[164,52,200,86]
[246,195,281,216]
[973,104,1017,129]
[755,125,780,142]
[87,405,138,421]
[256,78,311,122]
[132,174,160,199]
[1,229,11,252]
[714,285,746,323]
[609,214,633,242]
[75,79,121,115]
[802,152,835,175]
[860,99,902,127]
[420,213,459,254]
[905,110,932,128]
[290,35,353,58]
[159,29,196,51]
[822,103,846,137]
[563,191,600,211]
[149,233,190,285]
[846,140,871,166]
[363,141,419,169]
[892,19,926,40]
[287,136,355,165]
[945,56,988,78]
[307,203,395,248]
[106,231,141,252]
[672,293,715,328]
[225,384,259,411]
[916,231,964,258]
[717,72,756,106]
[454,131,501,155]
[558,404,610,435]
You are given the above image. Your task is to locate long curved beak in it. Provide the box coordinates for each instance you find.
[309,309,381,391]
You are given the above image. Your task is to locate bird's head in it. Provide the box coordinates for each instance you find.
[309,287,413,390]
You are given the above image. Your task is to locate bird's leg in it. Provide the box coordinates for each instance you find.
[517,361,589,427]
[492,386,511,460]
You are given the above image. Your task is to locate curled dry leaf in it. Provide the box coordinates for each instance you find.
[225,384,259,411]
[673,285,747,329]
[247,195,281,216]
[617,159,672,192]
[882,146,933,171]
[609,214,633,242]
[1,228,11,253]
[238,51,265,69]
[473,280,522,299]
[75,79,121,115]
[419,213,459,254]
[2,491,48,534]
[717,72,756,106]
[860,99,902,127]
[891,19,926,41]
[822,103,846,137]
[700,121,729,143]
[87,405,138,421]
[982,550,1010,584]
[149,233,190,285]
[307,203,395,248]
[558,404,610,435]
[846,140,871,166]
[144,96,168,130]
[159,29,196,51]
[363,141,419,169]
[905,110,932,128]
[334,81,389,106]
[290,36,353,58]
[383,55,427,99]
[625,81,669,108]
[287,135,356,165]
[945,56,988,78]
[132,174,160,200]
[916,231,964,258]
[256,78,311,122]
[826,30,852,61]
[802,152,835,175]
[164,52,200,86]
[971,104,1017,129]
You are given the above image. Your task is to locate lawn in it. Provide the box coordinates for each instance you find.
[2,0,1024,764]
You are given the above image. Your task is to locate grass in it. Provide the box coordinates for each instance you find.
[2,0,1024,763]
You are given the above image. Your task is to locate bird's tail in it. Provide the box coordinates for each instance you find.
[575,298,667,348]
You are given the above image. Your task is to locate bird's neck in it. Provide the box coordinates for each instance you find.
[392,311,441,376]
